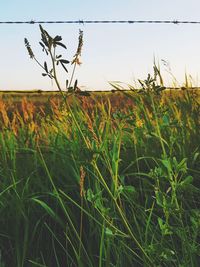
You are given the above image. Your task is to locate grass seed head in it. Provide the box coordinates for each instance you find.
[80,166,86,197]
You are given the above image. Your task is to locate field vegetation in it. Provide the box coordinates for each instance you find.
[0,83,200,266]
[0,25,200,267]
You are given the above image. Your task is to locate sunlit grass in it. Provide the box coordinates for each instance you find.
[0,78,200,266]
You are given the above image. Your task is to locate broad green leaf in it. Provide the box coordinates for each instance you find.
[161,159,172,172]
[54,35,62,42]
[105,227,114,237]
[87,188,95,202]
[59,59,70,64]
[123,185,136,194]
[44,61,48,73]
[155,191,163,207]
[32,198,56,219]
[162,114,170,126]
[55,42,67,49]
[180,175,193,186]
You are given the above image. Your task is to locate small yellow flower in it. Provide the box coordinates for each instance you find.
[136,118,144,128]
[28,121,36,133]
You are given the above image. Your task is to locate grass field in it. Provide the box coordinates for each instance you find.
[0,88,200,266]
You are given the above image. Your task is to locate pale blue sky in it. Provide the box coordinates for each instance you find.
[1,0,200,90]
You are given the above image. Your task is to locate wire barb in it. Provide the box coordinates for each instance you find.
[1,19,200,25]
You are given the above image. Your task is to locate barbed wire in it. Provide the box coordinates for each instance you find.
[1,19,200,25]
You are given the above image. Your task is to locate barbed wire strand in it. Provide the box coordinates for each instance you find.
[0,20,200,25]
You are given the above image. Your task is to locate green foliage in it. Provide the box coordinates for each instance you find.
[0,83,200,266]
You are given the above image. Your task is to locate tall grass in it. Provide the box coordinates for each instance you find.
[0,84,199,266]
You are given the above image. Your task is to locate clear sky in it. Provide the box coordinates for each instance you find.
[1,0,200,91]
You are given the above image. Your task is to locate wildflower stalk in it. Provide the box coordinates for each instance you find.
[69,30,83,89]
[25,25,83,97]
